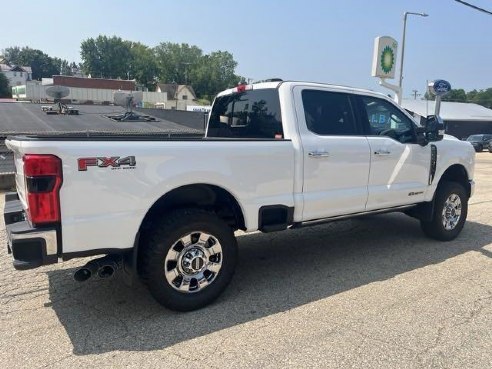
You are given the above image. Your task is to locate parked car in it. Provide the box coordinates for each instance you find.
[466,134,492,152]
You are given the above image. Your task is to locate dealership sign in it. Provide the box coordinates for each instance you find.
[428,80,452,97]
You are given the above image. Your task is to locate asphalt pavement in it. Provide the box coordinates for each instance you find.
[0,154,491,369]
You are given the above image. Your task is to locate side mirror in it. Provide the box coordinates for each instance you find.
[415,126,428,146]
[425,115,445,142]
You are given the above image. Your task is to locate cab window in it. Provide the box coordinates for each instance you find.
[302,90,357,135]
[361,96,416,143]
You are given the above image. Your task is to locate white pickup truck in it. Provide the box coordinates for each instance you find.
[4,80,475,311]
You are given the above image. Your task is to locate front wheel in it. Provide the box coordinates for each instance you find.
[420,181,468,241]
[140,208,238,311]
[475,144,483,152]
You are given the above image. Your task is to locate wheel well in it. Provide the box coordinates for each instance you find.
[139,184,245,234]
[439,164,471,198]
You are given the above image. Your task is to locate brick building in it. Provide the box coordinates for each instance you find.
[52,75,135,91]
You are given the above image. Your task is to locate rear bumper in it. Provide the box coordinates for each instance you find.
[3,192,59,270]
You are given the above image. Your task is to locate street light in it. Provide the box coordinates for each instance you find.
[398,11,428,101]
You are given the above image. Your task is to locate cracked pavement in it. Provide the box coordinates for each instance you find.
[0,154,491,369]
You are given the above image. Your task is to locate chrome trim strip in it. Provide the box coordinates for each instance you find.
[10,230,58,255]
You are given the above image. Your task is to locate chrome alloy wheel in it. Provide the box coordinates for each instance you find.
[164,232,223,293]
[441,194,462,231]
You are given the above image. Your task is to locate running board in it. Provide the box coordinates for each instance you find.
[290,204,417,229]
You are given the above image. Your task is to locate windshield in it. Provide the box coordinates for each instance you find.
[207,89,283,139]
[467,135,482,141]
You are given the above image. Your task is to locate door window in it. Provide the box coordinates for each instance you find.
[361,97,416,143]
[302,90,357,135]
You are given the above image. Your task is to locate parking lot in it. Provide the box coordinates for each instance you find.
[0,154,491,369]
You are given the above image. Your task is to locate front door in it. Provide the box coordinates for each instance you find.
[295,87,371,221]
[357,95,431,210]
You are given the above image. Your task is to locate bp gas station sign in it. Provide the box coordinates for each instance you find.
[371,36,398,79]
[371,34,451,113]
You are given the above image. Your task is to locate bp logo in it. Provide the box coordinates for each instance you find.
[380,46,395,74]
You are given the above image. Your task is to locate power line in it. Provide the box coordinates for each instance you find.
[454,0,492,15]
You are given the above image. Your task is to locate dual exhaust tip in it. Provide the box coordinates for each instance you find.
[73,255,122,282]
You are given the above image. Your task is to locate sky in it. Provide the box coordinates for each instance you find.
[1,0,491,99]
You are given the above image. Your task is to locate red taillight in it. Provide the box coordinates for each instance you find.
[23,154,63,226]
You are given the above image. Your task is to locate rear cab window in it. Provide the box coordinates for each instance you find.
[207,88,284,139]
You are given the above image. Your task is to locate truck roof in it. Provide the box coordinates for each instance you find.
[217,80,391,100]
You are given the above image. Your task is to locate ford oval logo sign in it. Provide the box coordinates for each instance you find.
[430,80,452,97]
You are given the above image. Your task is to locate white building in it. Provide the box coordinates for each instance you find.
[402,99,492,139]
[11,80,169,107]
[0,62,32,87]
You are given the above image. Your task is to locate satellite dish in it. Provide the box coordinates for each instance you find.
[107,91,155,122]
[46,85,70,100]
[113,91,143,112]
[43,85,78,115]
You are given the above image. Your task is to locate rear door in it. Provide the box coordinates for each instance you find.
[294,87,371,220]
[356,95,431,210]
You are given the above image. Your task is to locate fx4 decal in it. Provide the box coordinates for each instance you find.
[78,156,136,171]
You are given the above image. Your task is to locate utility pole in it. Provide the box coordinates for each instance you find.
[182,62,192,85]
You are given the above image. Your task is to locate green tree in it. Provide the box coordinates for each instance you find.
[467,88,492,109]
[128,42,159,90]
[154,42,203,84]
[424,88,467,102]
[80,35,132,79]
[0,73,11,98]
[442,89,467,102]
[53,58,72,76]
[4,46,68,80]
[466,89,478,101]
[80,36,242,97]
[190,51,242,99]
[3,46,71,79]
[3,46,22,64]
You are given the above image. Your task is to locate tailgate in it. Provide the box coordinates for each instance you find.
[5,139,27,210]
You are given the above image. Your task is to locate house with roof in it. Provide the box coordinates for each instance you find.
[0,59,32,87]
[156,83,197,109]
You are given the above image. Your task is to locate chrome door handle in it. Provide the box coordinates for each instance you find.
[308,151,330,158]
[374,150,391,156]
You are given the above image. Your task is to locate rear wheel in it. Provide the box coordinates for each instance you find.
[140,208,238,311]
[475,144,483,152]
[420,181,468,241]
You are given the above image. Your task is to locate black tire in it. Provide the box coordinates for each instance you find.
[420,181,468,241]
[489,146,492,153]
[140,208,238,311]
[475,144,483,152]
